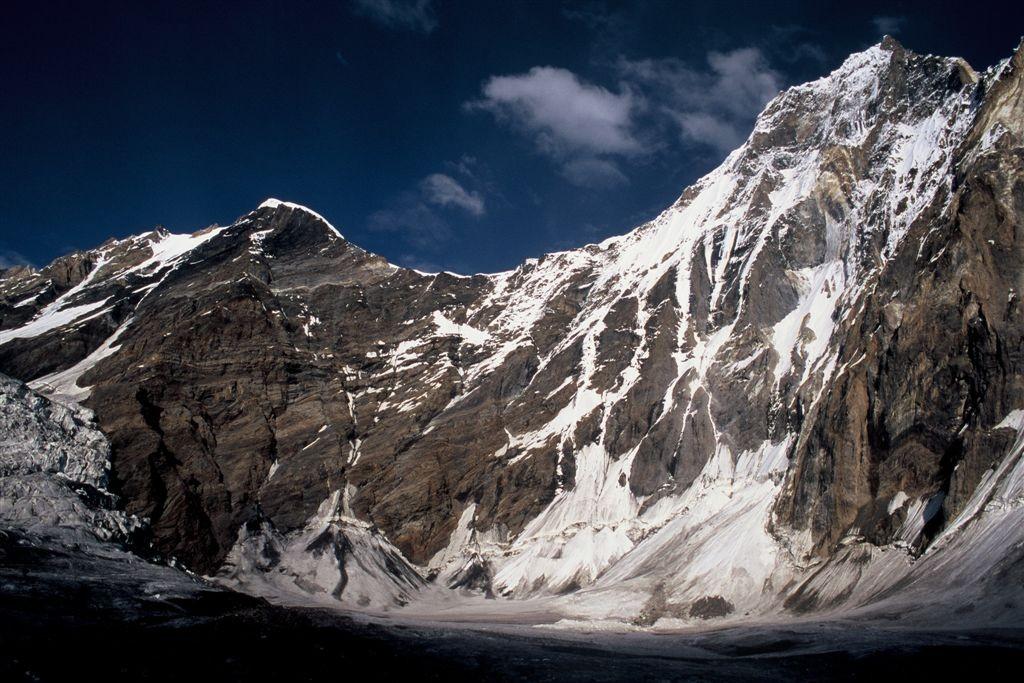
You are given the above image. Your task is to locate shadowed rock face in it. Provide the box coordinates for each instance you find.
[1,39,1023,614]
[2,205,509,571]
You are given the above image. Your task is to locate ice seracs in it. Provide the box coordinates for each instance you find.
[0,374,140,541]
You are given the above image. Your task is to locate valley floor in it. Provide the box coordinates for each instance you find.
[2,531,1022,682]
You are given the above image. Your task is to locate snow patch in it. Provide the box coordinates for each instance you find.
[431,310,490,346]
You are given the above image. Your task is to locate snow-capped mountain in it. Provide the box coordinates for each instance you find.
[2,37,1023,625]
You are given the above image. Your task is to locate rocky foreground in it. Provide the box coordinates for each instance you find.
[2,527,1023,682]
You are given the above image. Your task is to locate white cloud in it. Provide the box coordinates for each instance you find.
[669,112,746,155]
[0,249,33,270]
[560,158,629,188]
[467,66,641,189]
[872,16,905,36]
[468,66,640,157]
[351,0,437,34]
[397,253,442,273]
[704,49,783,120]
[621,47,781,155]
[368,169,487,252]
[368,200,451,250]
[419,173,485,216]
[470,47,782,181]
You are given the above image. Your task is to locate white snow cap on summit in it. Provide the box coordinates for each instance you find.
[258,198,345,239]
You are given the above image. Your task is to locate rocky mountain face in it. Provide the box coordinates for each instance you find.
[2,37,1024,622]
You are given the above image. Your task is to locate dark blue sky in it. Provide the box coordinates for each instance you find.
[2,1,1022,274]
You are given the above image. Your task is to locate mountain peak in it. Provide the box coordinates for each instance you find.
[257,198,345,240]
[879,34,904,52]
